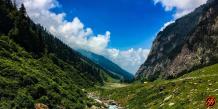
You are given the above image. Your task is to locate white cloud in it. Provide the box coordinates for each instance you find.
[154,0,207,31]
[105,48,150,73]
[154,0,207,19]
[160,20,175,31]
[16,0,149,74]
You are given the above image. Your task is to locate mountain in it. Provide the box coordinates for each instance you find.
[0,0,116,108]
[136,0,218,81]
[78,49,134,82]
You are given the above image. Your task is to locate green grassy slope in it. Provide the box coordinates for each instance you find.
[0,0,117,87]
[0,1,120,108]
[0,36,95,108]
[98,64,218,109]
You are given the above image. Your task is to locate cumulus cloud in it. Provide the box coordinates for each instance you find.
[154,0,207,19]
[106,48,150,73]
[16,0,149,74]
[154,0,207,31]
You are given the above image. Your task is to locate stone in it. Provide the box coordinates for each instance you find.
[35,103,48,109]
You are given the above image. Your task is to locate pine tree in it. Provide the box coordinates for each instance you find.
[12,0,17,9]
[19,4,26,17]
[7,3,45,56]
[0,0,15,34]
[5,0,13,8]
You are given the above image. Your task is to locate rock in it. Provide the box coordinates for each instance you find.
[160,103,164,107]
[104,103,109,108]
[35,103,48,109]
[214,89,218,92]
[169,103,175,106]
[90,105,98,109]
[159,86,165,92]
[95,99,103,104]
[164,95,172,102]
[172,89,179,95]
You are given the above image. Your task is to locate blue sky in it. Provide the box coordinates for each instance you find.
[19,0,207,74]
[53,0,174,50]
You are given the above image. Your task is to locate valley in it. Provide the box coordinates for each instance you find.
[91,64,218,109]
[0,0,218,109]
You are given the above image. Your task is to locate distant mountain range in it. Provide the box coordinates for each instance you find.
[136,0,218,81]
[78,49,134,82]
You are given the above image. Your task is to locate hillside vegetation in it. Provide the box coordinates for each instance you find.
[98,64,218,109]
[0,0,117,108]
[0,35,91,108]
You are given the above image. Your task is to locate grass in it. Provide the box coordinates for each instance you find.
[1,34,218,109]
[97,64,218,109]
[0,36,95,108]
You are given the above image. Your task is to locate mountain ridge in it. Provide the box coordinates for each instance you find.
[136,0,218,81]
[78,49,134,82]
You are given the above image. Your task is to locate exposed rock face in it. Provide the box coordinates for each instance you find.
[136,0,218,81]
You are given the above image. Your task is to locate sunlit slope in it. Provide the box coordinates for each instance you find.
[99,64,218,109]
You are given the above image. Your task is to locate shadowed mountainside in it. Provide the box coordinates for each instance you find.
[136,0,218,81]
[78,49,134,82]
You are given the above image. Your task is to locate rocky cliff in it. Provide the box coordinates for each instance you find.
[136,0,218,81]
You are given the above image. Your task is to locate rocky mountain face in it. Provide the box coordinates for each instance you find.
[136,0,218,81]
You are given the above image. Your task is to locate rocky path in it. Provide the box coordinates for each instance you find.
[88,92,124,109]
[87,83,128,109]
